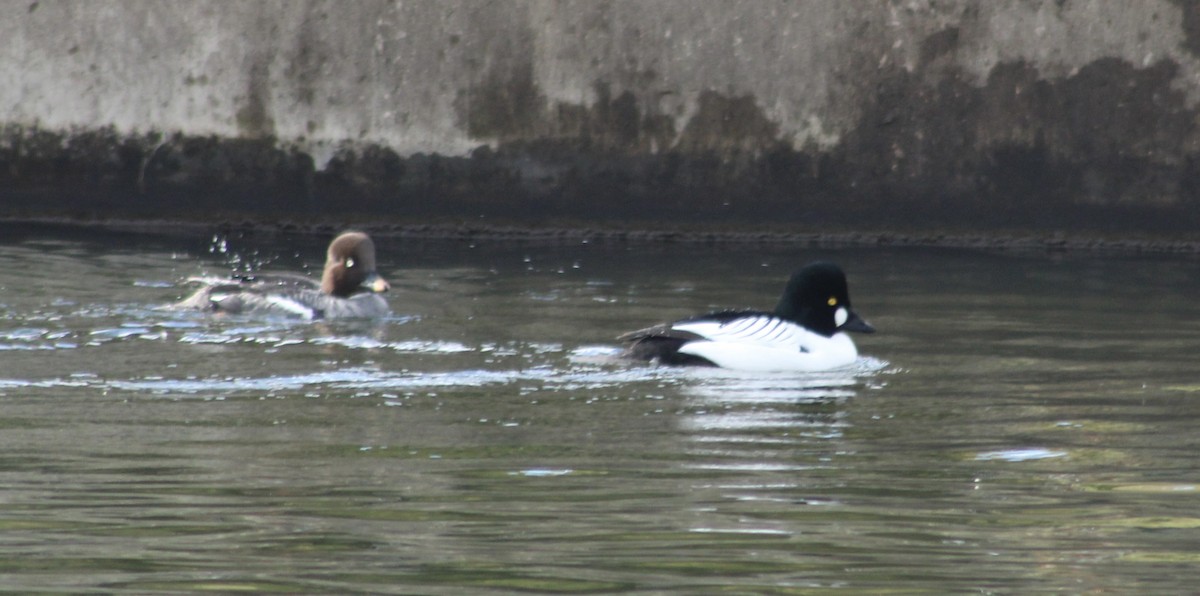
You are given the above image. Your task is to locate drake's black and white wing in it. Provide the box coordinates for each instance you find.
[669,311,815,351]
[620,310,808,365]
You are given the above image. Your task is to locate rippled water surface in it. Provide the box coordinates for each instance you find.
[2,224,1200,593]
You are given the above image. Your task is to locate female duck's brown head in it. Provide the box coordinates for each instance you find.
[321,232,391,298]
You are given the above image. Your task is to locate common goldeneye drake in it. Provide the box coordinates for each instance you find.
[176,231,391,320]
[619,262,874,371]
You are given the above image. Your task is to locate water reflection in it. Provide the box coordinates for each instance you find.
[975,447,1068,462]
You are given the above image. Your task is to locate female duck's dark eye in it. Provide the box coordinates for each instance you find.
[346,258,356,268]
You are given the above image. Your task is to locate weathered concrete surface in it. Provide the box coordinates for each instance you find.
[3,0,1200,238]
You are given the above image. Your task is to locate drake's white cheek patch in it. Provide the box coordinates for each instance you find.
[835,306,848,327]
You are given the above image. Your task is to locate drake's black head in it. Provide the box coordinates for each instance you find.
[773,262,874,337]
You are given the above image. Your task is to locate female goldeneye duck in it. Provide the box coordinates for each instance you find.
[619,261,874,372]
[176,231,391,320]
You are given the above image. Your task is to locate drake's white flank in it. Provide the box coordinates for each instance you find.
[678,333,859,372]
[672,314,860,371]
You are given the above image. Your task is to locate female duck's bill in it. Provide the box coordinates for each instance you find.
[175,231,391,320]
[619,261,874,372]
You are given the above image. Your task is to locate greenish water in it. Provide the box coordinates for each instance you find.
[1,225,1199,593]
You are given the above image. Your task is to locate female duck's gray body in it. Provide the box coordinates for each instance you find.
[176,231,391,320]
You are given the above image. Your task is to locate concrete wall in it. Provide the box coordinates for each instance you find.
[3,0,1200,236]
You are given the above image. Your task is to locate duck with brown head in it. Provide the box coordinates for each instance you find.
[176,231,391,320]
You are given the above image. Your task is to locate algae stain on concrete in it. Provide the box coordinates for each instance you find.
[833,51,1200,227]
[286,4,330,109]
[675,91,783,155]
[463,60,544,141]
[549,83,676,154]
[1168,0,1200,57]
[462,68,781,159]
[458,6,543,143]
[236,56,277,139]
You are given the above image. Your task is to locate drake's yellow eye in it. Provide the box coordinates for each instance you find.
[827,297,838,306]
